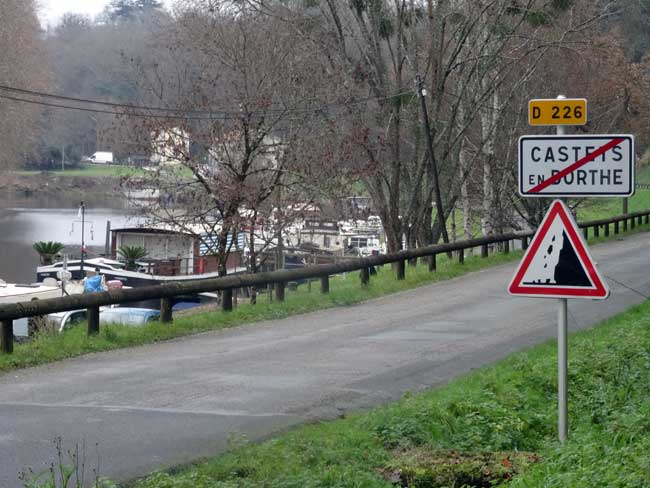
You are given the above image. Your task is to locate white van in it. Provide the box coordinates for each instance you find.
[85,151,114,164]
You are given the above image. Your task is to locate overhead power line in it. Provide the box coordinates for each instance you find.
[0,92,223,120]
[0,84,415,120]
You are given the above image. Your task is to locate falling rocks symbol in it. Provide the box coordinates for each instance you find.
[524,230,590,286]
[555,231,590,286]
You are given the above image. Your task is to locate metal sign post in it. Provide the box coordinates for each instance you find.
[557,95,568,444]
[558,296,568,442]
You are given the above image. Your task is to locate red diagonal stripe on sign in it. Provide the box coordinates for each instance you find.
[529,137,625,193]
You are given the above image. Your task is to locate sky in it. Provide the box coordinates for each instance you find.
[38,0,175,28]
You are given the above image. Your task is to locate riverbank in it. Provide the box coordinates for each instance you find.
[0,170,122,198]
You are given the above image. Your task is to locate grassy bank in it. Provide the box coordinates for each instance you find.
[575,165,650,221]
[0,250,518,372]
[15,163,197,179]
[16,164,143,178]
[129,300,650,488]
[3,216,650,374]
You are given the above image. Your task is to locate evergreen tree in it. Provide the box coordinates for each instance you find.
[103,0,164,23]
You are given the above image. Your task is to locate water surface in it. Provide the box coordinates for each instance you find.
[0,192,137,282]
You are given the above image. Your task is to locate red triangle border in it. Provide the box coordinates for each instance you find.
[509,200,609,299]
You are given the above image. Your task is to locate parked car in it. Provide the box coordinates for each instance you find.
[47,309,88,332]
[46,307,160,332]
[99,307,160,326]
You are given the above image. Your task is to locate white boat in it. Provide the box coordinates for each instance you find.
[37,257,126,282]
[0,281,64,304]
[0,280,70,338]
[37,257,247,288]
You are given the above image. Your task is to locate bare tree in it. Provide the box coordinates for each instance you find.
[121,3,343,280]
[237,0,612,251]
[0,0,50,168]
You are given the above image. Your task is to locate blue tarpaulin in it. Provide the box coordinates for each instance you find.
[84,275,103,293]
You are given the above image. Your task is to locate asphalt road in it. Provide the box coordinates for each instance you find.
[2,232,650,487]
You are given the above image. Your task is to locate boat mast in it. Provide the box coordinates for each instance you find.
[80,201,85,276]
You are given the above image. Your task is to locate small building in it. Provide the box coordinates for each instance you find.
[110,226,241,276]
[297,220,344,252]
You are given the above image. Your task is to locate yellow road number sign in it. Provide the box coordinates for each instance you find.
[529,99,587,126]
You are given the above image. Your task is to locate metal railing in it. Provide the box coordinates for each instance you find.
[2,209,650,354]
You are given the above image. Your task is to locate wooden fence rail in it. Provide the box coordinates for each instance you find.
[2,209,650,354]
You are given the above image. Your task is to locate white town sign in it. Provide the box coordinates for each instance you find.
[518,135,634,197]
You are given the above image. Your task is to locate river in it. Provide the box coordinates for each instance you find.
[0,192,138,283]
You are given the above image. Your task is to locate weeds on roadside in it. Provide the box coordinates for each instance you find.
[19,437,115,488]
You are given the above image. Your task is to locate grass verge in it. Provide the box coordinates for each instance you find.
[3,218,650,374]
[129,299,650,488]
[0,250,519,372]
[575,165,650,221]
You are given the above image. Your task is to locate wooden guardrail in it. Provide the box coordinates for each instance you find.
[1,209,649,354]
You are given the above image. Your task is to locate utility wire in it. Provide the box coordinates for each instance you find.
[0,92,193,119]
[0,92,250,120]
[0,84,221,115]
[0,84,414,119]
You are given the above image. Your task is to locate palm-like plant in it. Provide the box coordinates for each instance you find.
[33,241,65,265]
[117,245,148,271]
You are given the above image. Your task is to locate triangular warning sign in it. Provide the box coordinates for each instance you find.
[509,200,609,299]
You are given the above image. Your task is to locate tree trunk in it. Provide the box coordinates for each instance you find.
[248,224,257,305]
[460,137,472,242]
[480,88,499,236]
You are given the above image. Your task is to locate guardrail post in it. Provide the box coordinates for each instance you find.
[408,257,417,267]
[623,218,628,231]
[87,307,100,336]
[222,289,233,311]
[428,254,436,272]
[1,319,13,354]
[397,259,406,280]
[583,227,588,240]
[160,298,173,323]
[320,275,329,294]
[360,267,370,285]
[275,281,285,302]
[481,244,488,258]
[6,216,648,338]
